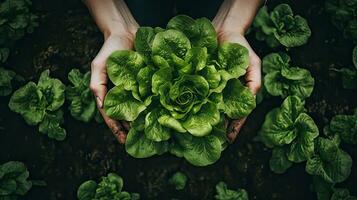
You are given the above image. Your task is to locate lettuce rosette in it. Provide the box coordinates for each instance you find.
[103,15,256,166]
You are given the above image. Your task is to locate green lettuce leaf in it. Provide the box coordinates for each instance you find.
[219,79,256,119]
[136,66,156,98]
[253,4,311,47]
[144,108,171,142]
[167,15,199,39]
[214,182,249,200]
[331,188,357,200]
[217,43,249,79]
[259,96,318,163]
[168,172,187,190]
[107,50,145,90]
[336,68,357,89]
[125,128,168,158]
[325,0,357,41]
[104,85,146,121]
[0,161,32,196]
[38,109,66,141]
[306,136,352,184]
[175,133,222,166]
[9,82,46,125]
[77,173,139,200]
[269,147,293,174]
[152,29,191,61]
[37,70,65,111]
[66,69,96,122]
[0,67,15,96]
[262,52,314,99]
[329,111,357,144]
[182,102,220,137]
[134,27,155,61]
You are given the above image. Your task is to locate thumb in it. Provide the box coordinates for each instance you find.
[90,59,108,108]
[246,55,262,95]
[227,118,247,143]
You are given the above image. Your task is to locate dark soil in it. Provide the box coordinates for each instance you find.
[0,0,356,199]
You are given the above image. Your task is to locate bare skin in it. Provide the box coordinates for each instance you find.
[213,0,262,142]
[84,0,262,144]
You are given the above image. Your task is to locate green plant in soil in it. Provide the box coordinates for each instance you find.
[9,70,67,141]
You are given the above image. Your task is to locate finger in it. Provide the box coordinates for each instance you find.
[90,55,109,107]
[227,118,247,143]
[121,121,131,131]
[245,55,262,95]
[90,68,127,144]
[97,107,127,144]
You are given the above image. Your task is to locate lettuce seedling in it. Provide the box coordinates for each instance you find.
[269,147,293,174]
[334,46,357,89]
[0,161,32,198]
[0,48,9,63]
[337,68,357,89]
[258,96,319,173]
[331,188,357,200]
[9,70,66,141]
[0,0,38,63]
[0,67,15,96]
[325,0,357,42]
[66,69,97,122]
[77,173,140,200]
[306,136,352,184]
[326,109,357,144]
[253,4,311,48]
[214,182,249,200]
[262,52,315,99]
[311,176,357,200]
[169,171,187,190]
[104,15,256,166]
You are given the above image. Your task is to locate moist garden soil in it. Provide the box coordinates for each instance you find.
[0,0,356,199]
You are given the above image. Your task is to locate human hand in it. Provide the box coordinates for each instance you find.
[216,30,262,143]
[90,32,136,144]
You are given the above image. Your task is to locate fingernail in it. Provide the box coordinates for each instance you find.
[96,96,103,108]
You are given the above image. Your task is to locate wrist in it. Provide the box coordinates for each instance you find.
[218,23,246,36]
[103,24,137,41]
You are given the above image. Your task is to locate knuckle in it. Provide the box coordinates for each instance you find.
[251,56,261,67]
[89,83,98,93]
[255,82,262,91]
[91,58,104,70]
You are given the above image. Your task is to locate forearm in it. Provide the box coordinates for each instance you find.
[214,0,262,34]
[84,0,138,39]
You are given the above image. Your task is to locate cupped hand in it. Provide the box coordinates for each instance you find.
[216,31,262,143]
[90,33,135,144]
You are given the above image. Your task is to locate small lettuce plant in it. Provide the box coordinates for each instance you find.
[258,96,319,174]
[103,15,256,166]
[252,3,311,48]
[311,176,357,200]
[262,52,314,99]
[325,109,357,144]
[325,0,357,42]
[9,70,66,141]
[0,67,15,96]
[77,173,140,200]
[168,172,187,190]
[0,0,38,63]
[334,45,357,89]
[0,161,33,199]
[214,182,249,200]
[306,136,352,184]
[66,69,98,122]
